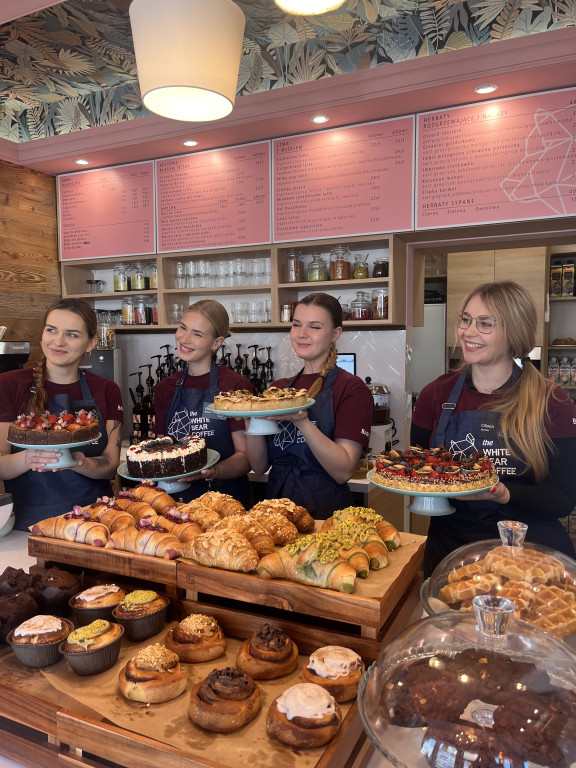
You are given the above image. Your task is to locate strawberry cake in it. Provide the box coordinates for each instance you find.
[8,410,99,445]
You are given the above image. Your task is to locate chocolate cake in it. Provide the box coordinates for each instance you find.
[126,436,207,478]
[0,566,33,597]
[31,566,81,615]
[8,410,99,445]
[0,592,38,644]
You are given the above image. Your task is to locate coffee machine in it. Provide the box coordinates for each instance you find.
[365,378,395,455]
[0,341,30,373]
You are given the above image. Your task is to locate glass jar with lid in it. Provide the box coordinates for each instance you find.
[113,264,127,292]
[372,255,389,278]
[353,253,369,279]
[371,287,389,320]
[307,253,329,282]
[283,248,304,283]
[121,297,134,325]
[329,244,351,280]
[148,261,158,290]
[131,262,146,291]
[350,290,371,320]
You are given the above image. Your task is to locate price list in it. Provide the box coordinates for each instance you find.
[416,87,576,230]
[156,142,271,252]
[58,162,155,261]
[272,117,414,242]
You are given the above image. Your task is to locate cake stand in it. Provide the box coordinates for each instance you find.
[8,435,102,470]
[206,398,315,435]
[117,448,220,493]
[366,468,499,516]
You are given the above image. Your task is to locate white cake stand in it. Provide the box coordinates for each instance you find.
[366,469,498,516]
[9,434,102,470]
[206,398,315,435]
[117,448,220,492]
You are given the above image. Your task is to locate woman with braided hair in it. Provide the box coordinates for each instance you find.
[245,293,373,519]
[0,298,123,529]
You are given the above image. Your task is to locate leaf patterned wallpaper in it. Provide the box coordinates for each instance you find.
[0,0,573,143]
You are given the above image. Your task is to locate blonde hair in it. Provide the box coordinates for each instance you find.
[31,298,98,416]
[295,293,342,399]
[185,300,230,339]
[457,282,555,481]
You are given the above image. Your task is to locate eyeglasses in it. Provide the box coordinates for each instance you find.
[457,312,498,334]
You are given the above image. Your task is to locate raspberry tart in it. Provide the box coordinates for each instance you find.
[373,446,498,494]
[8,410,99,445]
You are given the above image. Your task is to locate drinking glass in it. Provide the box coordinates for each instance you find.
[233,258,246,287]
[170,303,184,324]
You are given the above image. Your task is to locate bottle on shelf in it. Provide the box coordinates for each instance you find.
[283,248,304,283]
[140,364,156,439]
[129,371,148,444]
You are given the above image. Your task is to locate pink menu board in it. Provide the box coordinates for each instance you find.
[417,87,576,229]
[272,117,414,242]
[156,142,271,252]
[58,162,155,261]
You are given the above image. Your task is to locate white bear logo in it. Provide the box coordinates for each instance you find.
[449,433,477,460]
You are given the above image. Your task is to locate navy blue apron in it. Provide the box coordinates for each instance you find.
[7,372,111,531]
[164,362,252,506]
[266,366,353,520]
[424,367,576,576]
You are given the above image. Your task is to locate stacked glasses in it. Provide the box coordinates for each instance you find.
[175,257,271,289]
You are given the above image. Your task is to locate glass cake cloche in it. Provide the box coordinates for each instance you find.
[420,520,576,647]
[358,594,576,768]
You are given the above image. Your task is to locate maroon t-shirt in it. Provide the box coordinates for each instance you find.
[0,368,124,424]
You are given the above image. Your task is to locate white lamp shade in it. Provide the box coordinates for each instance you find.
[274,0,346,13]
[129,0,246,122]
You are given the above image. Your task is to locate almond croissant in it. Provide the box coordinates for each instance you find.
[180,530,259,572]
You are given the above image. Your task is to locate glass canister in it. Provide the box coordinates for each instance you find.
[133,295,147,324]
[372,255,389,278]
[307,253,329,282]
[175,260,186,289]
[113,264,127,292]
[131,262,146,291]
[148,262,158,290]
[371,287,389,319]
[283,249,304,283]
[121,297,134,325]
[353,253,369,279]
[329,244,351,280]
[350,290,371,319]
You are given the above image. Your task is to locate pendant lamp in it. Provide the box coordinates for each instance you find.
[129,0,246,122]
[274,0,346,13]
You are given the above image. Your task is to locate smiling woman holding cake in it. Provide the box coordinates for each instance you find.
[0,298,123,530]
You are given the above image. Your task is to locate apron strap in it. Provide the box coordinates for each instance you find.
[433,368,468,447]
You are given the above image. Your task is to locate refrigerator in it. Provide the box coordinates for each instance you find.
[411,304,446,395]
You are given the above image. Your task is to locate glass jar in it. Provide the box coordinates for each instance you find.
[283,249,304,283]
[113,264,127,292]
[372,256,389,278]
[329,244,351,280]
[148,261,158,290]
[307,253,329,282]
[175,260,186,289]
[353,253,369,279]
[121,297,134,325]
[350,291,371,320]
[280,304,293,323]
[131,262,146,291]
[133,295,147,324]
[148,296,158,325]
[371,287,389,320]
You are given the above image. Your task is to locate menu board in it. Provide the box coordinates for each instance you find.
[272,117,414,242]
[156,142,271,252]
[416,87,576,229]
[58,162,155,261]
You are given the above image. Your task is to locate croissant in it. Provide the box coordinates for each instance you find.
[324,507,402,551]
[114,493,157,522]
[146,514,202,544]
[326,521,389,570]
[210,515,275,555]
[250,498,315,533]
[85,501,135,532]
[194,491,246,518]
[30,514,109,547]
[176,501,222,530]
[131,483,178,515]
[244,510,299,546]
[180,530,259,572]
[106,525,180,559]
[257,548,356,594]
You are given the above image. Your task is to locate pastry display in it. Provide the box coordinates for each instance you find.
[130,483,179,515]
[0,593,38,644]
[188,666,261,733]
[105,521,180,559]
[126,436,207,478]
[8,409,99,445]
[29,509,109,547]
[30,565,81,614]
[302,645,364,702]
[8,614,73,668]
[266,682,342,748]
[165,613,227,663]
[210,515,275,555]
[118,643,187,703]
[373,446,498,493]
[249,498,315,533]
[112,590,169,641]
[60,619,123,675]
[193,491,246,518]
[236,623,298,679]
[69,584,126,624]
[180,530,259,572]
[213,386,308,412]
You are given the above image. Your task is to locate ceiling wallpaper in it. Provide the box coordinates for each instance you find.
[0,0,572,143]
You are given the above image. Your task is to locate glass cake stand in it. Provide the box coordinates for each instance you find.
[366,468,499,516]
[8,434,102,470]
[117,448,220,493]
[206,398,315,435]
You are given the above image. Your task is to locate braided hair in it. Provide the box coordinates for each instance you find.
[294,293,343,399]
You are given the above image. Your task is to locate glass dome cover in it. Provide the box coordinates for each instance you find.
[420,520,576,647]
[358,595,576,768]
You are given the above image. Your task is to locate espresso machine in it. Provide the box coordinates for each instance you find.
[0,341,30,373]
[365,378,395,455]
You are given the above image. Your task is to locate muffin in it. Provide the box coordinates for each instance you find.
[112,590,169,641]
[0,592,38,644]
[0,566,33,597]
[8,614,73,668]
[60,619,124,676]
[69,584,126,625]
[31,566,81,615]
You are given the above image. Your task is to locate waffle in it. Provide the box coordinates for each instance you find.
[447,560,488,583]
[439,573,501,603]
[484,546,565,584]
[522,585,576,637]
[496,580,535,612]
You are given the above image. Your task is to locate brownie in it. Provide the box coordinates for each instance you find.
[0,593,38,644]
[0,567,33,597]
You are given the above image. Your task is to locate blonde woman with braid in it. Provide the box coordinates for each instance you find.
[411,281,576,576]
[0,298,123,530]
[245,293,373,519]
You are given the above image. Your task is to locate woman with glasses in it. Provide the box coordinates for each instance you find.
[411,281,576,576]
